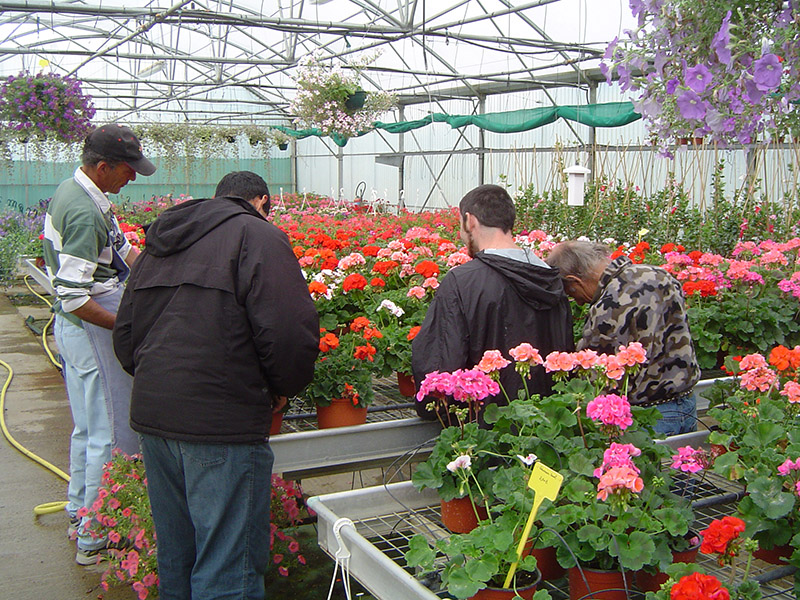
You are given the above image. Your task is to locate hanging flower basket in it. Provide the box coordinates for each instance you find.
[289,53,396,138]
[0,71,95,143]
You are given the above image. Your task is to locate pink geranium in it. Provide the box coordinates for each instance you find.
[740,367,778,392]
[738,353,768,371]
[586,393,633,430]
[407,286,426,299]
[509,343,544,366]
[475,350,511,375]
[416,371,456,402]
[671,446,707,473]
[573,349,601,370]
[599,354,626,381]
[544,351,577,373]
[778,457,800,476]
[593,443,641,477]
[616,342,647,367]
[596,465,644,501]
[451,369,500,404]
[781,381,800,403]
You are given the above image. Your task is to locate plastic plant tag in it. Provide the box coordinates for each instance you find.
[503,461,563,588]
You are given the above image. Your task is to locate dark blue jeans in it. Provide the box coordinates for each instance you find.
[140,434,273,600]
[653,391,698,437]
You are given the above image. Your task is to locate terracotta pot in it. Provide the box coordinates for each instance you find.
[635,531,701,592]
[440,497,488,533]
[677,137,690,146]
[693,137,704,145]
[469,569,541,600]
[568,566,632,600]
[269,411,284,436]
[316,399,368,429]
[397,372,416,397]
[753,543,792,564]
[527,545,566,581]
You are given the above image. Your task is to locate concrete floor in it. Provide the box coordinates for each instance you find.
[0,285,135,600]
[0,282,400,600]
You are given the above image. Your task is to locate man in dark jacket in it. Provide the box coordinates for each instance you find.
[113,171,319,600]
[412,184,573,422]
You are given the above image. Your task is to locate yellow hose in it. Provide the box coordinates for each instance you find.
[0,358,69,515]
[23,275,62,370]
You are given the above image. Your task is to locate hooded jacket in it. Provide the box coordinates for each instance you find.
[411,251,574,419]
[113,196,319,443]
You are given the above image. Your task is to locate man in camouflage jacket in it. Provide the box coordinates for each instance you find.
[547,240,700,436]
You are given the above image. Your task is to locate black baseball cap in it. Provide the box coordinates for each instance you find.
[84,124,156,176]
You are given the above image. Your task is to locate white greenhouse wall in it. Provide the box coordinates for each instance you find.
[294,83,800,214]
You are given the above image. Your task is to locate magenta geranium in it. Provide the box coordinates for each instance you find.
[586,393,634,432]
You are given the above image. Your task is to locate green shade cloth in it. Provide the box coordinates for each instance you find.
[274,101,642,146]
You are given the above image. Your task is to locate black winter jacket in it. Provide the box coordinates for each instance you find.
[411,251,574,419]
[113,196,319,443]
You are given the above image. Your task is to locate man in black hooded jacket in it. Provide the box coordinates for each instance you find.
[113,171,319,600]
[412,184,573,422]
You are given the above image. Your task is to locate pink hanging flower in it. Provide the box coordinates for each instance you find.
[586,393,633,430]
[121,550,140,577]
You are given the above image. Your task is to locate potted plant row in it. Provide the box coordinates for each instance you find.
[406,343,699,600]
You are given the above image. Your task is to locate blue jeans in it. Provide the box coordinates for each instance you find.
[653,391,698,437]
[56,314,111,551]
[140,434,274,600]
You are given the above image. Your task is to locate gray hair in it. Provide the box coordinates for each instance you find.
[81,147,123,169]
[546,240,611,279]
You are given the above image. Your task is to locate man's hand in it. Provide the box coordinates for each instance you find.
[273,395,288,413]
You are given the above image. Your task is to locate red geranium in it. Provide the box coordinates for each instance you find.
[407,325,421,341]
[414,260,440,279]
[319,332,340,353]
[700,516,746,563]
[670,572,730,600]
[370,277,386,288]
[342,273,368,293]
[683,280,718,297]
[362,245,380,257]
[354,343,377,362]
[372,260,400,275]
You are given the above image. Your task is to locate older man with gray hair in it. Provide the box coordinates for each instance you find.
[546,240,700,435]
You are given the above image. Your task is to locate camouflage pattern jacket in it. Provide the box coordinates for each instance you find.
[577,255,700,406]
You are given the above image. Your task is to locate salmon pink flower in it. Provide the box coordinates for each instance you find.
[596,465,643,501]
[593,442,641,477]
[509,343,544,366]
[616,342,647,366]
[475,350,511,375]
[573,349,601,370]
[781,381,800,403]
[544,351,577,373]
[407,286,426,299]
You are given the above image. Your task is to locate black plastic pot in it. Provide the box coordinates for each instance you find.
[345,90,367,110]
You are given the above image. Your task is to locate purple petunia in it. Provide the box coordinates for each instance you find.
[753,53,782,90]
[676,89,707,120]
[685,64,713,94]
[712,11,733,65]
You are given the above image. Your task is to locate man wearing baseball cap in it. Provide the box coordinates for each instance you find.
[42,124,156,565]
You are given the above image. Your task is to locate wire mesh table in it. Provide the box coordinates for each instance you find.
[308,471,796,600]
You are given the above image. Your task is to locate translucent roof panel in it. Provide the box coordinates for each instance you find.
[0,0,634,125]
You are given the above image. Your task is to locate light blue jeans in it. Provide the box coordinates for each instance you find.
[653,391,698,437]
[141,434,274,600]
[56,314,112,551]
[56,286,137,551]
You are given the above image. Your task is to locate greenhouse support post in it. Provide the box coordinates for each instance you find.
[398,104,405,210]
[478,94,486,185]
[588,81,597,181]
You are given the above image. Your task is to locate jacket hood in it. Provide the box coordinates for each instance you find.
[144,196,264,257]
[474,251,566,310]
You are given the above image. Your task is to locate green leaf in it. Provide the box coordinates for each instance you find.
[609,531,655,571]
[443,565,484,600]
[465,555,496,583]
[568,452,597,477]
[404,535,435,570]
[411,461,443,491]
[747,476,796,520]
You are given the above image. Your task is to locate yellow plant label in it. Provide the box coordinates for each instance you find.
[527,461,563,501]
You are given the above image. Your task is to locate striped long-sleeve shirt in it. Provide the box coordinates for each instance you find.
[42,168,132,324]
